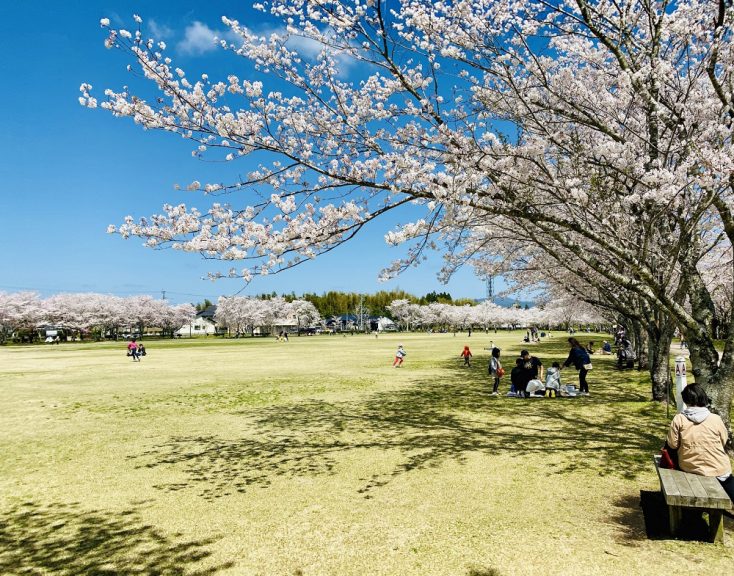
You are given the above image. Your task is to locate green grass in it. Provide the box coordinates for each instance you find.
[1,331,732,575]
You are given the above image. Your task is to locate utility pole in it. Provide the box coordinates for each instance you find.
[359,294,364,331]
[162,290,166,301]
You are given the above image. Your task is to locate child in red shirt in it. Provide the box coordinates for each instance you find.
[460,345,473,367]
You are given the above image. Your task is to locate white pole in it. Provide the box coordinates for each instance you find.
[674,356,687,413]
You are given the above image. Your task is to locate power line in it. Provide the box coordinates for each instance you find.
[0,284,220,300]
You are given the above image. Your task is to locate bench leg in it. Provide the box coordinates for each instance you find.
[668,505,682,536]
[706,510,724,544]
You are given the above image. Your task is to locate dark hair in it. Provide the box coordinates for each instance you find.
[492,347,501,358]
[681,384,709,408]
[568,337,582,348]
[552,362,560,368]
[520,349,529,356]
[515,358,524,367]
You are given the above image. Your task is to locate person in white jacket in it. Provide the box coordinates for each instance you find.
[544,362,562,397]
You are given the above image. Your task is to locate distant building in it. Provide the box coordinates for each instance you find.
[253,317,300,336]
[373,317,397,332]
[176,305,219,337]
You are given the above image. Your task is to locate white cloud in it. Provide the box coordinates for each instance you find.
[149,19,174,40]
[285,35,325,59]
[261,27,359,76]
[177,21,219,55]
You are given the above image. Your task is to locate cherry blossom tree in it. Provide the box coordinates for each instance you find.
[86,1,734,440]
[152,301,197,337]
[215,295,320,335]
[288,299,321,333]
[0,292,44,343]
[387,299,421,331]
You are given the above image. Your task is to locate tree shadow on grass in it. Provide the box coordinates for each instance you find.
[608,492,734,544]
[0,501,233,575]
[132,351,668,499]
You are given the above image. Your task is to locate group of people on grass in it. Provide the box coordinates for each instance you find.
[484,337,593,397]
[461,335,734,505]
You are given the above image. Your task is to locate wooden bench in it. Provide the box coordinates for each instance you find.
[653,455,732,543]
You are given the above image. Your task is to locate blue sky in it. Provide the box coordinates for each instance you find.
[0,0,489,305]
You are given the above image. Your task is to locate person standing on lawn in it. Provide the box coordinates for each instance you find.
[562,337,591,395]
[460,345,473,367]
[488,347,503,395]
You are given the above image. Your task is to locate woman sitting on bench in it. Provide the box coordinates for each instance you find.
[666,384,734,504]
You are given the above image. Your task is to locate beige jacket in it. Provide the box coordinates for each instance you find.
[666,412,732,477]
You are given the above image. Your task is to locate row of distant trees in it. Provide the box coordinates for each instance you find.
[196,290,489,321]
[210,293,606,335]
[1,289,597,344]
[387,299,605,333]
[0,292,195,343]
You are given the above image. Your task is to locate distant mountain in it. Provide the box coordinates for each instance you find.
[475,296,535,308]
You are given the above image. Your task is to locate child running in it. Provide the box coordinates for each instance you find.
[460,345,473,367]
[393,344,407,368]
[127,339,140,362]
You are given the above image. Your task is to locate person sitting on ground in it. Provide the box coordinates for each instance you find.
[521,349,544,381]
[666,384,734,504]
[601,341,612,355]
[137,343,146,357]
[585,341,595,355]
[526,378,546,396]
[617,338,635,369]
[510,358,528,397]
[544,362,562,397]
[460,345,473,367]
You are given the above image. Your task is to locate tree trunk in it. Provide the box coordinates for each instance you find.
[631,320,649,370]
[706,372,734,453]
[648,326,673,401]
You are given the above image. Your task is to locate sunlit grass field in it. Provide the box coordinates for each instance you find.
[1,331,732,575]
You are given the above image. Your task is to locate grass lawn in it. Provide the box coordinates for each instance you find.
[1,331,732,575]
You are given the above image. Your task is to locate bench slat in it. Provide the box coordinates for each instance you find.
[671,470,697,506]
[686,474,711,501]
[699,475,727,499]
[653,456,732,510]
[676,472,715,507]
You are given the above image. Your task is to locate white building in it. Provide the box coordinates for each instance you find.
[376,317,397,332]
[253,317,300,336]
[176,305,219,337]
